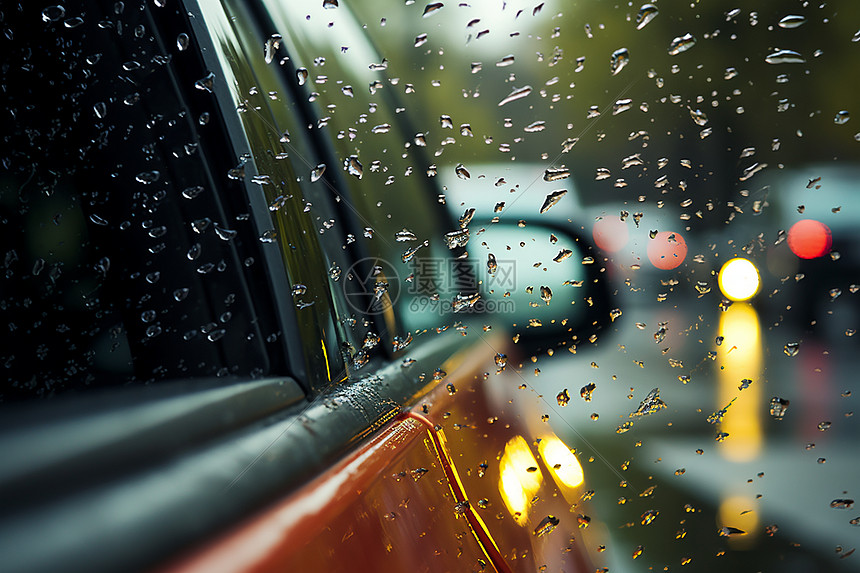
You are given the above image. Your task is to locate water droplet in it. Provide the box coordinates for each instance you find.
[689,108,708,126]
[622,153,644,169]
[612,98,633,115]
[135,170,161,185]
[195,72,216,92]
[181,186,204,200]
[89,214,109,226]
[765,49,806,64]
[394,228,418,243]
[523,120,546,133]
[534,515,560,537]
[557,389,570,406]
[344,155,363,179]
[496,54,515,67]
[455,163,471,180]
[636,4,659,30]
[310,163,327,182]
[539,190,567,214]
[458,208,475,229]
[263,33,282,64]
[148,225,167,238]
[707,399,736,424]
[176,32,190,51]
[668,33,696,55]
[616,421,634,434]
[207,329,226,342]
[214,225,237,241]
[42,5,66,22]
[539,286,552,305]
[444,228,470,249]
[414,33,428,47]
[423,2,444,17]
[610,48,630,75]
[739,162,767,181]
[778,14,806,29]
[553,249,572,262]
[630,388,667,417]
[296,67,309,86]
[783,342,800,357]
[259,229,278,243]
[64,17,84,29]
[831,499,854,509]
[453,293,481,313]
[595,168,611,181]
[765,396,790,420]
[227,163,245,180]
[641,509,659,525]
[580,382,596,401]
[91,100,109,119]
[497,85,533,107]
[543,167,570,182]
[834,110,851,125]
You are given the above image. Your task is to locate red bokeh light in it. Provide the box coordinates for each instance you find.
[592,216,629,253]
[787,219,832,259]
[647,231,687,270]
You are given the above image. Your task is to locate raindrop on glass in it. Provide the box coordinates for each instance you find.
[668,33,696,55]
[778,14,806,29]
[765,49,806,64]
[636,4,658,30]
[610,48,630,75]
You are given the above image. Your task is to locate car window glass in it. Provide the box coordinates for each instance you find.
[196,0,381,388]
[333,1,860,571]
[259,0,476,343]
[1,2,279,399]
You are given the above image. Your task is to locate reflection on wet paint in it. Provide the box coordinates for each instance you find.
[717,302,762,462]
[498,435,542,524]
[539,435,585,491]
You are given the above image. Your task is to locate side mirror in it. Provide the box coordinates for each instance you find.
[473,222,610,350]
[396,220,610,351]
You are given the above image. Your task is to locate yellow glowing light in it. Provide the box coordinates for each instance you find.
[718,258,760,301]
[498,435,542,524]
[718,495,759,548]
[717,303,762,462]
[538,435,585,489]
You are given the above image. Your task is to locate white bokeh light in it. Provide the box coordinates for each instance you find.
[718,258,761,301]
